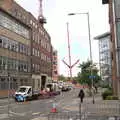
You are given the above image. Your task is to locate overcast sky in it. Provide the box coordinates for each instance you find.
[15,0,109,76]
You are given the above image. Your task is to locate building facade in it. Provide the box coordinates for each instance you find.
[0,0,52,94]
[52,49,58,82]
[94,32,112,85]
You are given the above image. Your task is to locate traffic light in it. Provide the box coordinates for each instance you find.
[102,0,109,4]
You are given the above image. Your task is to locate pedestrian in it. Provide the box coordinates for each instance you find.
[78,89,85,103]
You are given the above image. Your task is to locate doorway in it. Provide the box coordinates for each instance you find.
[41,75,46,90]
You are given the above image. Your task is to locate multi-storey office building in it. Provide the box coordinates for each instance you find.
[0,3,31,93]
[94,32,112,85]
[52,49,58,82]
[0,0,52,95]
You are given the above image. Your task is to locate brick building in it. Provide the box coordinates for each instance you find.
[0,0,52,94]
[52,49,58,82]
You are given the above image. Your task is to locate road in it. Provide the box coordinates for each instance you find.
[0,88,77,120]
[0,88,119,120]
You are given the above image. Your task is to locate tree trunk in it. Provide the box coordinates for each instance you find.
[88,86,92,96]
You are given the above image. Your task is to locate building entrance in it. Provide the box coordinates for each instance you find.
[41,75,46,90]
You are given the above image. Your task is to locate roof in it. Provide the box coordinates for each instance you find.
[94,32,110,40]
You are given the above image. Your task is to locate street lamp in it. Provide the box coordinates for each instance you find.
[68,12,95,104]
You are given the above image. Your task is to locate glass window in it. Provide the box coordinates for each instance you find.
[0,12,29,39]
[2,57,7,70]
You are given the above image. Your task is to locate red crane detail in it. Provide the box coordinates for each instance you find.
[38,0,46,24]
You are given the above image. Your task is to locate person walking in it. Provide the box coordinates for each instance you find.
[78,89,85,103]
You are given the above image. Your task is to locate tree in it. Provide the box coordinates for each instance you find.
[76,60,101,89]
[58,74,66,82]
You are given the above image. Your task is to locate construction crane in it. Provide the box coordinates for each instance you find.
[62,23,80,82]
[38,0,46,24]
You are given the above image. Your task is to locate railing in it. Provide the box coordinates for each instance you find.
[47,100,120,120]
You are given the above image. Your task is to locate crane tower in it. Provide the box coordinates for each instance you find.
[38,0,46,24]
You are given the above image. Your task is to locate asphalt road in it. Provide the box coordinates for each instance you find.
[0,88,119,120]
[0,88,77,120]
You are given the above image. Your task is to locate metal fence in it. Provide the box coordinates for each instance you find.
[48,112,120,120]
[48,112,80,120]
[47,101,120,120]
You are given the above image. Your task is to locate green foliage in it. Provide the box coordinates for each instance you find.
[76,60,101,87]
[105,96,119,100]
[102,89,113,100]
[58,75,66,81]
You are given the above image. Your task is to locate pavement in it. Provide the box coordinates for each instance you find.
[0,88,119,120]
[30,89,120,120]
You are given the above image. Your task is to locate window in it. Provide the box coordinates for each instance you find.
[0,12,29,39]
[27,88,31,94]
[0,38,2,47]
[2,57,7,70]
[32,64,35,72]
[0,56,2,70]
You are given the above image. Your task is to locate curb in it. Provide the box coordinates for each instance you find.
[0,96,8,99]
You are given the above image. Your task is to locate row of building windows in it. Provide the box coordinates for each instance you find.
[32,64,40,72]
[30,20,48,40]
[32,63,51,73]
[0,56,30,72]
[33,32,51,52]
[12,8,49,42]
[41,53,51,62]
[41,40,51,52]
[32,48,40,57]
[0,78,17,90]
[0,36,30,55]
[0,12,29,39]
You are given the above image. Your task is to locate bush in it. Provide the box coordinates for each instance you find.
[105,96,112,100]
[105,96,119,100]
[102,89,112,100]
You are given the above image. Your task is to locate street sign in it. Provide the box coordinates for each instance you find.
[89,75,96,79]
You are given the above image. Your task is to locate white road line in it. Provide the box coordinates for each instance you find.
[9,110,29,116]
[0,114,8,119]
[32,112,41,115]
[0,105,8,108]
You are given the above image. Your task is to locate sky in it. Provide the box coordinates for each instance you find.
[15,0,109,77]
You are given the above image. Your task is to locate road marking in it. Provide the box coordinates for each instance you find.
[32,112,41,115]
[9,110,29,116]
[0,114,8,119]
[0,105,8,108]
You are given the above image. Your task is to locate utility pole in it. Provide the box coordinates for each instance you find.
[68,12,95,104]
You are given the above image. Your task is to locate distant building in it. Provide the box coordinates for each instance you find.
[52,49,58,82]
[94,32,112,85]
[0,0,52,95]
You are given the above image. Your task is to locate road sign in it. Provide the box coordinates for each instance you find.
[89,75,96,79]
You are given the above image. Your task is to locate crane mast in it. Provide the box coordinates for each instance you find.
[38,0,46,24]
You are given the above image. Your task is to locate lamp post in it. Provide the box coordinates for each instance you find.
[68,12,95,104]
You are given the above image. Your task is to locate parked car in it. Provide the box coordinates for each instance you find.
[62,85,71,92]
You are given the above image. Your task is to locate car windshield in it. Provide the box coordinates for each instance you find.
[17,87,27,93]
